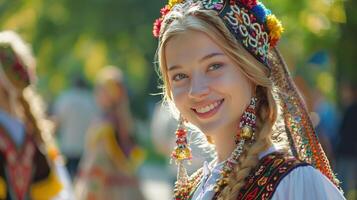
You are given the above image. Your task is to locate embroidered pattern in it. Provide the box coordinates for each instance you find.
[0,127,35,200]
[184,152,307,200]
[153,0,283,66]
[236,152,308,200]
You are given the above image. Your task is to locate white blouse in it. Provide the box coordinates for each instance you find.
[191,146,345,200]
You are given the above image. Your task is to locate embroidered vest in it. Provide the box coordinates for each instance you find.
[236,152,308,200]
[0,123,61,200]
[186,151,307,200]
[0,124,35,200]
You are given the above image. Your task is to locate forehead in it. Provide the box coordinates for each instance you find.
[164,30,224,69]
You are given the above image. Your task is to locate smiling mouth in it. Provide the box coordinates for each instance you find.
[192,99,224,119]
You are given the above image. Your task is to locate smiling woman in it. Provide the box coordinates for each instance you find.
[165,30,255,160]
[153,0,345,200]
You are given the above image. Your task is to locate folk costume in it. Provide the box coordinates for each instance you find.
[74,67,145,200]
[0,112,64,200]
[0,31,71,200]
[153,0,345,199]
[74,121,146,200]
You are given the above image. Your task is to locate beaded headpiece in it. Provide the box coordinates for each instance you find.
[153,0,283,67]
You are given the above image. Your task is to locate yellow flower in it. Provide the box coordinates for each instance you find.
[266,15,284,40]
[168,0,184,8]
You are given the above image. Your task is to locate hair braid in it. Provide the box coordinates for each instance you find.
[18,87,55,152]
[218,87,277,200]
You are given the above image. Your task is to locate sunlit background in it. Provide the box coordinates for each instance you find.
[1,0,356,199]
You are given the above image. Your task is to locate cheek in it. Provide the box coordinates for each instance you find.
[171,86,189,113]
[215,71,252,110]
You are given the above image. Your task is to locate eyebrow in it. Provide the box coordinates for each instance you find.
[199,52,224,63]
[168,52,224,71]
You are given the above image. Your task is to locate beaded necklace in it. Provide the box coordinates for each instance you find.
[173,139,249,200]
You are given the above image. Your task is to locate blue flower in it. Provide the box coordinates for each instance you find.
[252,3,271,23]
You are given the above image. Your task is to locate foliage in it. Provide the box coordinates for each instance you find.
[0,0,349,115]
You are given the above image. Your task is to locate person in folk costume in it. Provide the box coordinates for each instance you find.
[74,66,146,200]
[152,0,346,199]
[0,31,72,200]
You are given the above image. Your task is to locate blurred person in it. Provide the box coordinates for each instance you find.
[74,66,145,200]
[52,74,98,178]
[311,88,339,164]
[152,0,345,199]
[336,81,357,197]
[0,30,72,199]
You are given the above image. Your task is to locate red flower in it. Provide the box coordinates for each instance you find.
[153,5,171,38]
[160,5,171,16]
[153,18,163,38]
[240,0,257,9]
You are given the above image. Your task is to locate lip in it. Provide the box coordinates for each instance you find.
[191,99,224,119]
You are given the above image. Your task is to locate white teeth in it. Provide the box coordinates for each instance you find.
[195,100,222,114]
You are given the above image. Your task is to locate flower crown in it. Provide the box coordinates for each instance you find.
[153,0,284,66]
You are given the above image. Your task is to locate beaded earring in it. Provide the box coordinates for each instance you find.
[171,115,192,193]
[236,97,258,143]
[214,97,258,193]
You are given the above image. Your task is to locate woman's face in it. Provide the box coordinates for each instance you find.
[165,30,253,136]
[95,81,124,111]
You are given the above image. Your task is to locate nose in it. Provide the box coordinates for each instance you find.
[188,74,209,100]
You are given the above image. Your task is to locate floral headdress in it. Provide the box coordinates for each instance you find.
[153,0,283,66]
[153,0,340,189]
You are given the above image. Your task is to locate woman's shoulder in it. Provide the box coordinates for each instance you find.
[237,151,307,199]
[272,165,345,199]
[238,151,345,199]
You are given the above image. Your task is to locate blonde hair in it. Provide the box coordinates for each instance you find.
[0,31,54,151]
[156,5,278,199]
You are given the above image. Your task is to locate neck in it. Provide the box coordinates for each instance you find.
[210,122,238,163]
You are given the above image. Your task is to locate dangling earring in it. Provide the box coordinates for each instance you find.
[171,115,192,190]
[214,97,258,193]
[235,97,258,143]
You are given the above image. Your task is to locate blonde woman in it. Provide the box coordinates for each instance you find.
[153,0,345,199]
[0,31,71,200]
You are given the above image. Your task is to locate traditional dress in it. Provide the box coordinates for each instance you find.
[189,146,345,200]
[152,0,344,199]
[74,121,145,200]
[0,110,70,200]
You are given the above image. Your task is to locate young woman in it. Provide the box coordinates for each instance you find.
[0,31,71,199]
[153,0,346,199]
[74,66,145,200]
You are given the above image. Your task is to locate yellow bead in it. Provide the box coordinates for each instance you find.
[241,126,253,140]
[175,147,191,160]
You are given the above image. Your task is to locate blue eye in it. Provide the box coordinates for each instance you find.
[172,73,188,81]
[208,63,222,71]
